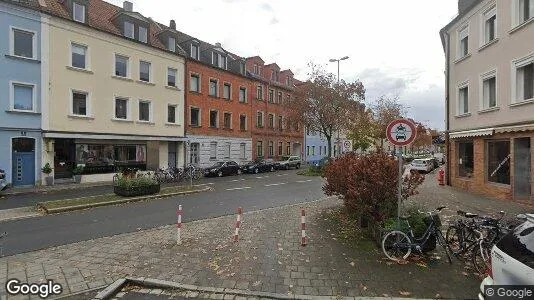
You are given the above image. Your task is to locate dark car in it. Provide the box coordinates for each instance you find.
[0,169,7,191]
[204,161,242,177]
[276,155,301,170]
[243,159,277,174]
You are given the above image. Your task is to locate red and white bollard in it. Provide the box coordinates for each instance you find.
[301,208,307,246]
[233,207,243,243]
[177,205,183,245]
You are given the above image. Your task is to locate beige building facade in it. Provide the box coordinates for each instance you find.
[441,0,534,202]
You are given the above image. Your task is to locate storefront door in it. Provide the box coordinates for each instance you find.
[54,139,76,179]
[514,138,531,201]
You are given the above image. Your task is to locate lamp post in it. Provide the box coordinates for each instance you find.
[329,56,349,83]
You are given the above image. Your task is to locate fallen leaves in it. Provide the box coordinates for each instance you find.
[349,262,355,267]
[399,291,412,296]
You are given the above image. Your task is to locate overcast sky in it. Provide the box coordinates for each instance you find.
[107,0,458,130]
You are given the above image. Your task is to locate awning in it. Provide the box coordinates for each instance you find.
[449,128,494,139]
[43,132,187,142]
[494,124,534,134]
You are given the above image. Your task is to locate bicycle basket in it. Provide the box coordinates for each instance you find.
[423,213,442,228]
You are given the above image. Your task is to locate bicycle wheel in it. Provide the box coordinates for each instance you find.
[193,170,202,180]
[472,243,491,275]
[445,225,463,256]
[435,230,453,264]
[382,231,412,262]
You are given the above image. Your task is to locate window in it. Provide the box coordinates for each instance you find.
[139,101,151,122]
[240,62,246,75]
[212,52,227,69]
[138,26,147,43]
[269,89,274,103]
[139,61,151,82]
[287,76,292,86]
[190,107,200,126]
[71,43,87,69]
[295,122,300,131]
[268,114,274,128]
[268,141,274,157]
[73,2,86,23]
[191,44,199,60]
[190,143,200,164]
[167,105,176,123]
[277,91,282,104]
[190,74,200,92]
[115,97,129,119]
[224,142,231,159]
[11,83,34,111]
[286,94,291,104]
[224,112,232,129]
[487,141,510,185]
[124,21,134,39]
[239,87,247,103]
[12,29,34,58]
[517,0,534,25]
[240,115,247,131]
[257,85,263,100]
[209,110,219,128]
[278,142,283,155]
[257,141,264,158]
[168,37,176,52]
[240,143,246,159]
[278,116,283,131]
[168,68,177,87]
[209,79,219,97]
[223,83,231,100]
[458,141,474,178]
[458,26,469,59]
[319,146,322,156]
[458,84,469,115]
[307,146,310,156]
[482,72,497,109]
[72,91,87,116]
[482,7,497,45]
[253,64,258,74]
[312,146,315,155]
[257,112,264,128]
[210,142,217,160]
[115,55,129,77]
[515,62,534,102]
[286,142,291,155]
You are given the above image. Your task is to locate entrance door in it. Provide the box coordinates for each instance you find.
[514,138,531,201]
[54,139,76,179]
[12,138,35,186]
[190,143,200,165]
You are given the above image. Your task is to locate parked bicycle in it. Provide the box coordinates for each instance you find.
[182,164,203,181]
[382,206,452,263]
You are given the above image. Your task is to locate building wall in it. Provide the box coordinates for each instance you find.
[47,16,186,137]
[447,0,534,132]
[305,131,328,163]
[187,135,252,167]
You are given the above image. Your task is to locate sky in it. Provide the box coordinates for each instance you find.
[106,0,459,130]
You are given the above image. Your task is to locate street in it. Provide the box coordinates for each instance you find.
[0,170,324,256]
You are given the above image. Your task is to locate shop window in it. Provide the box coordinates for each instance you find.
[75,144,146,172]
[458,141,474,178]
[487,141,511,185]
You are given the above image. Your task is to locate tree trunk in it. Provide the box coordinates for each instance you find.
[326,135,332,158]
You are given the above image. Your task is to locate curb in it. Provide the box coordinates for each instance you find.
[37,186,212,214]
[1,182,112,197]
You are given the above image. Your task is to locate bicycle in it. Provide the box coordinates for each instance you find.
[183,164,203,180]
[382,206,452,263]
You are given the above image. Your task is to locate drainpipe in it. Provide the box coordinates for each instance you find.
[445,32,451,185]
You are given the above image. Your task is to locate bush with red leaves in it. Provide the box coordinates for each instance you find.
[323,151,424,223]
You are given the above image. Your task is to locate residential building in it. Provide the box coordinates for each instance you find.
[246,56,303,160]
[0,0,44,187]
[305,126,328,164]
[40,0,186,183]
[440,0,534,202]
[179,35,253,167]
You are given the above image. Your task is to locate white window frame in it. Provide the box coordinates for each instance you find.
[240,143,247,159]
[457,24,469,59]
[224,142,231,159]
[253,64,258,74]
[268,113,275,128]
[223,82,232,100]
[190,43,199,60]
[167,68,177,87]
[511,52,534,104]
[479,69,498,110]
[239,87,248,103]
[240,114,247,131]
[138,26,148,43]
[138,100,152,122]
[190,106,201,126]
[9,26,37,60]
[190,73,201,93]
[210,142,218,160]
[457,81,470,115]
[257,111,264,128]
[70,42,89,70]
[124,21,134,39]
[209,110,219,128]
[167,104,178,124]
[114,54,130,78]
[139,60,152,83]
[512,0,534,27]
[70,89,91,117]
[480,4,497,46]
[209,78,219,97]
[9,81,36,112]
[168,36,176,52]
[73,2,86,23]
[114,96,131,120]
[223,112,232,129]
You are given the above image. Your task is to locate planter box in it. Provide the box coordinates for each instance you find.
[114,184,160,197]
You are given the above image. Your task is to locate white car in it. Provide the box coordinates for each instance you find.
[479,214,534,299]
[410,158,434,173]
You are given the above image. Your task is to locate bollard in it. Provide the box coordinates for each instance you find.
[233,207,243,242]
[301,208,307,246]
[177,205,183,245]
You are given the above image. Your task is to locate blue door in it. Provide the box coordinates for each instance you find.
[12,138,36,186]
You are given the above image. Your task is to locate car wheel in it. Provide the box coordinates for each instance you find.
[296,164,300,169]
[218,171,223,177]
[254,168,259,174]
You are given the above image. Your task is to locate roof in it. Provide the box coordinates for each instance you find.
[439,0,482,50]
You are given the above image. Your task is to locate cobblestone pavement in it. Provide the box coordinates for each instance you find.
[1,176,529,300]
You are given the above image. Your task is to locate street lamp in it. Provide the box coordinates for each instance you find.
[329,56,349,82]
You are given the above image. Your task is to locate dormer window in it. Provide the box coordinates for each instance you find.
[212,52,227,69]
[138,26,147,43]
[124,21,134,38]
[240,62,246,75]
[168,37,176,52]
[73,2,86,23]
[286,76,292,86]
[191,43,199,60]
[253,64,258,75]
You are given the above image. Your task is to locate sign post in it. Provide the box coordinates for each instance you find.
[386,119,417,230]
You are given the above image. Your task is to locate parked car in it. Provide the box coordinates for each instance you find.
[204,161,242,177]
[276,156,301,170]
[410,158,434,173]
[0,169,7,191]
[479,214,534,299]
[243,159,277,174]
[429,157,440,169]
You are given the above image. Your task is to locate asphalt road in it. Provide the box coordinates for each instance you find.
[0,169,326,256]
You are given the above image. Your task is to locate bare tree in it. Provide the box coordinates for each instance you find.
[372,95,406,148]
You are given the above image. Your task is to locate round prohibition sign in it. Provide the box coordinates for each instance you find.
[386,119,417,146]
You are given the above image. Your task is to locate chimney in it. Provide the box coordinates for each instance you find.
[215,42,221,48]
[169,20,176,30]
[458,0,478,14]
[123,1,133,12]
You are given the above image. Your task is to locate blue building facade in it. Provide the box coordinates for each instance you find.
[304,127,328,164]
[0,1,43,186]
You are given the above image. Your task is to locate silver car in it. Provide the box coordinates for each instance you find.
[410,158,434,173]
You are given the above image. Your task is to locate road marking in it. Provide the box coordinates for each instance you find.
[230,179,246,182]
[225,186,252,191]
[296,180,313,183]
[195,183,215,186]
[276,174,289,176]
[264,182,288,187]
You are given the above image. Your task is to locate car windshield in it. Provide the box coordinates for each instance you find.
[412,159,426,165]
[279,156,290,161]
[211,162,225,167]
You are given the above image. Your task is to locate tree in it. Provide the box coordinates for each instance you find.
[411,122,432,153]
[347,108,375,152]
[288,63,365,157]
[372,95,406,148]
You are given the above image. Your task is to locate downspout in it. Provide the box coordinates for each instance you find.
[445,32,451,185]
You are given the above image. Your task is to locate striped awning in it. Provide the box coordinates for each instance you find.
[449,128,494,139]
[494,124,534,134]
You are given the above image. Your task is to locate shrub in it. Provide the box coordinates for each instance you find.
[72,166,84,175]
[115,175,157,189]
[323,151,424,223]
[383,203,427,238]
[41,163,53,175]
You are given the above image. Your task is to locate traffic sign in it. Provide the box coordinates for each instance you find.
[343,140,352,152]
[386,119,417,147]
